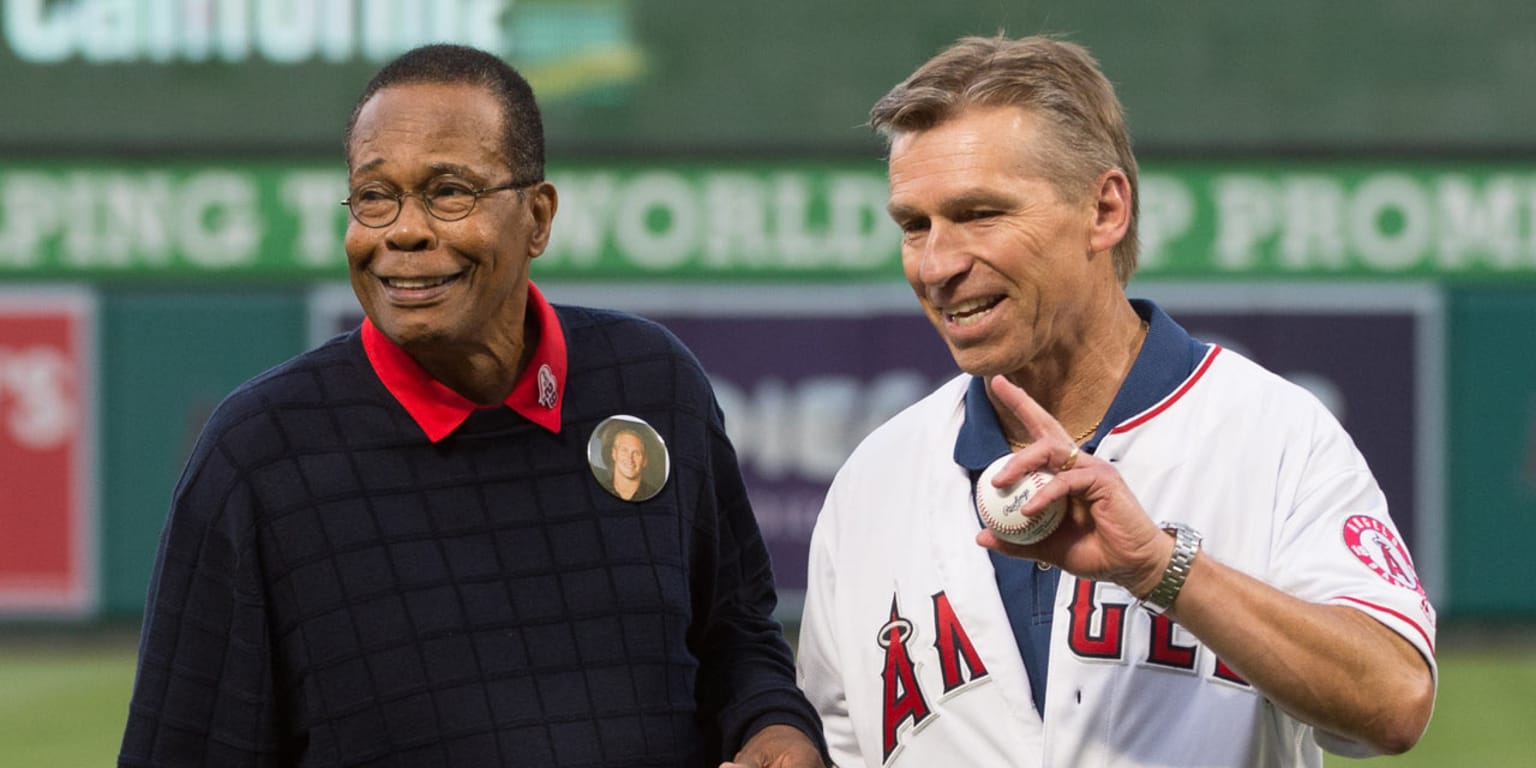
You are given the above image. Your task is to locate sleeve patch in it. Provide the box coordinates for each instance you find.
[1342,515,1425,596]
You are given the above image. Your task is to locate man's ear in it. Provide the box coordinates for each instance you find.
[1088,168,1130,255]
[526,181,559,257]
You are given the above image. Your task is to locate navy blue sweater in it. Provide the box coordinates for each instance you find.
[120,305,822,767]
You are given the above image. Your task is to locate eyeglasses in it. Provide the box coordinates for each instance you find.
[341,174,540,228]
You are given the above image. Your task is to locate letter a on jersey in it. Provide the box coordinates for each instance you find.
[931,591,988,693]
[879,595,931,762]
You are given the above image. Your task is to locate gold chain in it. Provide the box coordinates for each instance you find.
[1008,419,1100,451]
[1004,318,1145,452]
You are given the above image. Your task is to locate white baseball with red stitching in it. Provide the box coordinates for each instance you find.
[975,455,1065,545]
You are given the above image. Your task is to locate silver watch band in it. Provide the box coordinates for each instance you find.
[1139,522,1201,615]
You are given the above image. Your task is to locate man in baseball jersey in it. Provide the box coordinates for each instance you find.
[796,35,1437,766]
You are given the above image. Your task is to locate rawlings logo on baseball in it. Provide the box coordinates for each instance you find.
[975,454,1066,545]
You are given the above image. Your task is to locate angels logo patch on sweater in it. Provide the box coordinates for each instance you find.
[1343,515,1425,596]
[537,364,558,408]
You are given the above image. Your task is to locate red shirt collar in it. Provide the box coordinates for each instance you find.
[362,281,566,442]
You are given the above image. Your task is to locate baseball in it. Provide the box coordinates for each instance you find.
[975,455,1066,545]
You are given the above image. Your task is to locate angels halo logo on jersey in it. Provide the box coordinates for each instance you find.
[1342,515,1425,596]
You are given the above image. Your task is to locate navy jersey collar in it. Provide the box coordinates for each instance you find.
[954,299,1208,468]
[955,376,1013,471]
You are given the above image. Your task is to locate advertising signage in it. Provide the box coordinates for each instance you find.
[3,160,1536,282]
[0,288,95,616]
[8,2,1536,154]
[4,0,505,65]
[0,0,643,151]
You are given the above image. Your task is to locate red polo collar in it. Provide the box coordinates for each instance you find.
[362,281,566,442]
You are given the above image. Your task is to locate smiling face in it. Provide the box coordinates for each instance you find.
[344,81,555,362]
[886,105,1126,380]
[611,430,648,482]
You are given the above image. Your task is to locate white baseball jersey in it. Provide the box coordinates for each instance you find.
[797,319,1437,767]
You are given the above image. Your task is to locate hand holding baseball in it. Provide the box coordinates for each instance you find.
[979,376,1173,596]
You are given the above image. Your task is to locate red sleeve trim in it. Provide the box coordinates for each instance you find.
[1337,595,1436,655]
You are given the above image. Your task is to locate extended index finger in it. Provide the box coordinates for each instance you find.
[989,375,1069,444]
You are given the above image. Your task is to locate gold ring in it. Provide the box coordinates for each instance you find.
[1059,446,1080,472]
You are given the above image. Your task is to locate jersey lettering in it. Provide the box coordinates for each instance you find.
[879,596,931,762]
[1067,578,1256,690]
[1067,578,1128,660]
[1146,613,1198,670]
[931,591,988,693]
[1213,656,1250,687]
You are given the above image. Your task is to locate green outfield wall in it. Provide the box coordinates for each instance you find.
[96,292,308,615]
[1445,289,1536,618]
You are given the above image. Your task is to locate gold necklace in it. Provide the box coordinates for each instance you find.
[1004,318,1143,451]
[1008,419,1101,450]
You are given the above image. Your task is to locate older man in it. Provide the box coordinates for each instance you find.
[120,44,823,768]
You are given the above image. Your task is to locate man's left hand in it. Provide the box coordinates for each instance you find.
[719,724,825,768]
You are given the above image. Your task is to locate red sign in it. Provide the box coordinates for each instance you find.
[0,290,94,615]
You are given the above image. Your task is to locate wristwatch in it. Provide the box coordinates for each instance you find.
[1138,522,1202,615]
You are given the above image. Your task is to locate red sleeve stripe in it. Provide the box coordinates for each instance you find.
[1109,346,1223,435]
[1338,596,1436,655]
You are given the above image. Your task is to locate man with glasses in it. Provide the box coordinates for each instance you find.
[120,44,825,768]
